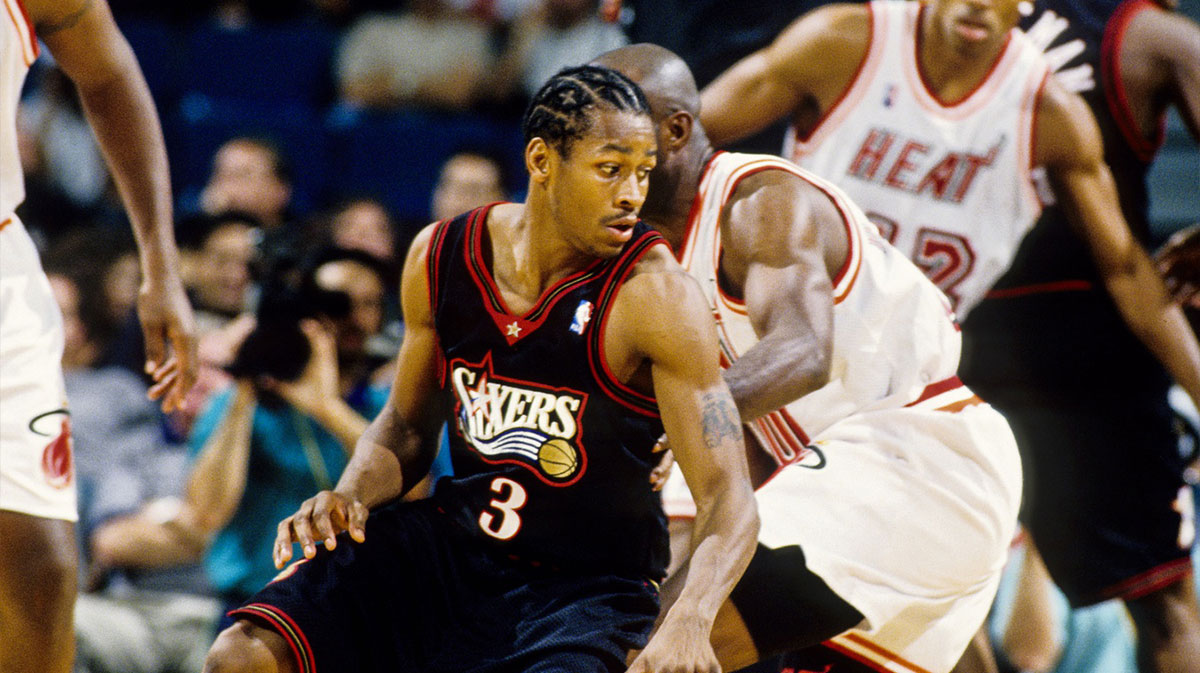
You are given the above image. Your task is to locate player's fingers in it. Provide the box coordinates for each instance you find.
[348,500,368,543]
[141,319,167,374]
[290,503,318,560]
[312,503,340,552]
[652,433,669,452]
[171,325,198,392]
[274,518,296,569]
[147,369,179,405]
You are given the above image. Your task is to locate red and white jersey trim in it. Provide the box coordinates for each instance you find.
[826,632,935,673]
[3,0,36,66]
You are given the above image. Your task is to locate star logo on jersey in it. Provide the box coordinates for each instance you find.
[450,353,589,486]
[506,321,522,338]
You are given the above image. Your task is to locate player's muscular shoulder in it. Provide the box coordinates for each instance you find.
[1034,76,1104,171]
[24,0,95,36]
[605,246,710,362]
[723,170,842,280]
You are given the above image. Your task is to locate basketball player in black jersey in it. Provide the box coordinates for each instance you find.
[960,0,1200,669]
[199,65,758,673]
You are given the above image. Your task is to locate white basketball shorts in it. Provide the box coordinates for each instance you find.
[663,402,1021,672]
[0,213,76,521]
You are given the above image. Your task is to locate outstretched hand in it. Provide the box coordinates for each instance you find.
[1156,224,1200,308]
[139,277,198,413]
[273,490,369,569]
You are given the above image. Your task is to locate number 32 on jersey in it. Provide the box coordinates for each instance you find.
[868,212,975,310]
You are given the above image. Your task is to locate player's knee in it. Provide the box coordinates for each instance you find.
[204,620,293,673]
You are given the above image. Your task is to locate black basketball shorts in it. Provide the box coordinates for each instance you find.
[232,499,659,672]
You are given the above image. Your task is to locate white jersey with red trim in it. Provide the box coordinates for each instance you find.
[678,151,969,464]
[2,0,36,217]
[785,0,1050,318]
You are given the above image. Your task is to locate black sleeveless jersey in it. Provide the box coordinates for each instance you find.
[426,205,670,580]
[993,0,1159,291]
[961,0,1169,392]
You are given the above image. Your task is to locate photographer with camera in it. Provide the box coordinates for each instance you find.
[88,248,452,636]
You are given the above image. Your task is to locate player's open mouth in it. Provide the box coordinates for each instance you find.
[605,217,637,239]
[955,17,991,42]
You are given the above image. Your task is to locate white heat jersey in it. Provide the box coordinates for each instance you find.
[786,0,1050,318]
[2,0,36,217]
[679,151,975,465]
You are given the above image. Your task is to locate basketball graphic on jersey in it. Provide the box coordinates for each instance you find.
[450,354,589,486]
[538,438,579,480]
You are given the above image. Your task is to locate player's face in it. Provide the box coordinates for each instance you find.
[547,110,657,259]
[930,0,1023,55]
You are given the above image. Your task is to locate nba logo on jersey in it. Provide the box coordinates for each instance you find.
[882,84,896,108]
[569,300,593,334]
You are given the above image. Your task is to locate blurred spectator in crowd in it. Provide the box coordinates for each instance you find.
[16,67,114,237]
[197,137,298,265]
[429,149,508,222]
[179,211,261,335]
[495,0,628,102]
[40,227,138,359]
[45,269,220,673]
[325,197,397,268]
[85,249,452,627]
[335,0,492,110]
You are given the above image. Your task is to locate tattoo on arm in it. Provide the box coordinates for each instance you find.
[36,0,94,37]
[700,392,742,448]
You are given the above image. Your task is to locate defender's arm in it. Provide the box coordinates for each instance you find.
[719,173,837,422]
[699,3,868,147]
[28,0,197,410]
[1037,78,1200,408]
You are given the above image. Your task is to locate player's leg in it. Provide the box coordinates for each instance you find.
[0,220,77,673]
[0,512,76,673]
[715,544,865,669]
[1124,573,1200,673]
[205,620,296,673]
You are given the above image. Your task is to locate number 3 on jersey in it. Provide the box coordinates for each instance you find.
[868,212,974,309]
[478,477,527,540]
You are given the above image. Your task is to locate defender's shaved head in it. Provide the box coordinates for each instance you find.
[592,43,701,122]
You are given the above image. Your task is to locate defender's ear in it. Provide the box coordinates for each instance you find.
[664,111,694,151]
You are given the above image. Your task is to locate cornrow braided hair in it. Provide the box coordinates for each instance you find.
[522,64,651,159]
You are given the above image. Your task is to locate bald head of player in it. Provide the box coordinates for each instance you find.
[592,44,715,229]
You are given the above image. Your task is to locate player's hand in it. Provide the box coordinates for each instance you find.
[273,490,368,569]
[139,275,198,413]
[625,612,720,673]
[265,320,340,416]
[650,434,674,492]
[1156,223,1200,308]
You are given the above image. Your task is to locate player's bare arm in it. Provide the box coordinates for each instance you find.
[699,3,869,147]
[26,0,197,412]
[1122,6,1200,141]
[609,251,759,673]
[1035,77,1200,407]
[716,172,841,422]
[273,225,445,568]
